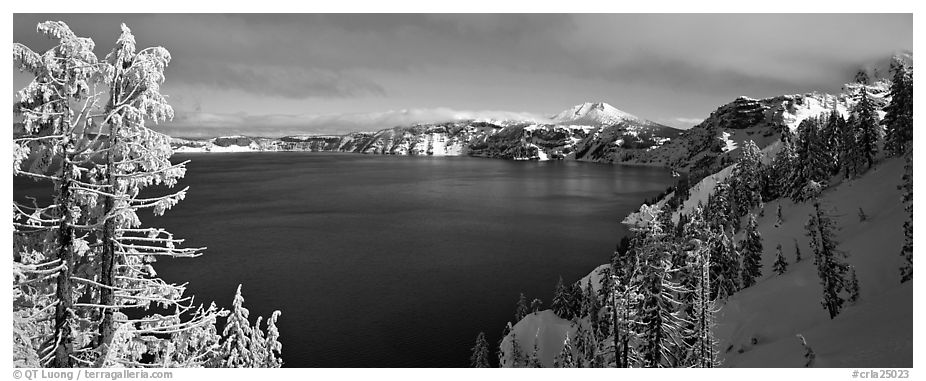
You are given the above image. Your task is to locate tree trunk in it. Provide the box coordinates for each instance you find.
[96,85,122,363]
[53,147,75,368]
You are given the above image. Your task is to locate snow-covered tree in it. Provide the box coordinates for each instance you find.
[730,140,764,217]
[740,214,763,288]
[470,332,490,368]
[552,276,572,319]
[854,87,881,171]
[687,237,721,368]
[770,138,797,198]
[528,337,542,368]
[710,227,740,299]
[553,333,576,368]
[839,114,860,179]
[806,201,851,319]
[13,20,102,367]
[13,21,281,368]
[219,285,283,367]
[629,208,686,367]
[531,298,543,314]
[790,117,830,201]
[504,330,525,368]
[900,147,913,283]
[773,244,789,275]
[882,58,913,157]
[515,293,529,321]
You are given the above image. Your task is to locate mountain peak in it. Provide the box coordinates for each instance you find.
[551,101,642,126]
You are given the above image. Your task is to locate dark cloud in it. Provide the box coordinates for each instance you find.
[13,13,912,136]
[168,59,386,98]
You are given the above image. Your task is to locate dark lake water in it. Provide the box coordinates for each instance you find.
[14,152,674,367]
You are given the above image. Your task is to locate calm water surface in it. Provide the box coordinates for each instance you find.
[16,152,674,367]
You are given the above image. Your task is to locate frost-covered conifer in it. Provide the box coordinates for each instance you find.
[773,244,789,275]
[740,214,763,288]
[629,207,686,367]
[552,276,570,319]
[806,201,851,319]
[553,333,576,368]
[531,298,543,313]
[219,285,283,367]
[883,58,913,157]
[687,237,721,368]
[710,227,740,299]
[515,293,529,321]
[853,87,881,171]
[470,332,490,368]
[730,140,764,217]
[528,336,543,368]
[900,147,913,283]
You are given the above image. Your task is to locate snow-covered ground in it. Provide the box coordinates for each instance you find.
[503,157,911,367]
[718,157,911,367]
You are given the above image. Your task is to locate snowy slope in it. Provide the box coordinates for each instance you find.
[504,158,912,367]
[551,102,644,126]
[717,157,911,367]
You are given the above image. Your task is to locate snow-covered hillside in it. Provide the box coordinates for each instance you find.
[501,157,911,367]
[717,157,911,367]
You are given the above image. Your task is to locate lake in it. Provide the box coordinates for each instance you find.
[14,152,675,367]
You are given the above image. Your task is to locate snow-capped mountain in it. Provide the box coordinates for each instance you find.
[170,102,684,162]
[551,101,645,126]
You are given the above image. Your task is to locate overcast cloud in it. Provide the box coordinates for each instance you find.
[13,14,912,136]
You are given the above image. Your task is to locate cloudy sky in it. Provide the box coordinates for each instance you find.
[13,14,912,137]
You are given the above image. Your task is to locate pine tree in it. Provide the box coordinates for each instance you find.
[552,276,570,319]
[806,201,851,319]
[506,331,525,367]
[773,244,789,275]
[730,140,764,217]
[531,298,543,313]
[710,227,741,299]
[854,86,881,171]
[567,282,584,319]
[688,237,721,368]
[470,332,490,368]
[848,268,860,303]
[13,21,100,367]
[740,214,764,288]
[771,138,797,198]
[13,21,259,368]
[790,117,830,201]
[840,114,860,179]
[900,147,913,283]
[220,285,284,367]
[553,333,576,368]
[528,338,543,368]
[630,208,686,367]
[882,57,913,157]
[515,293,529,321]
